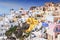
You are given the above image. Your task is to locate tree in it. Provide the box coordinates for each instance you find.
[5,22,30,40]
[5,26,17,37]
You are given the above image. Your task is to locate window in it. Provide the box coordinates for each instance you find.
[19,11,22,13]
[1,25,3,27]
[54,25,60,32]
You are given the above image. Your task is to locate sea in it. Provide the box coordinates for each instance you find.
[0,13,10,16]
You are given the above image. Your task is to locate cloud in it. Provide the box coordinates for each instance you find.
[0,2,21,8]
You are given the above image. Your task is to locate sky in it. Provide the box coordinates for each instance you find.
[0,0,60,15]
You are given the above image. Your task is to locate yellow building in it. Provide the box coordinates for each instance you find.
[26,17,38,33]
[12,17,18,22]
